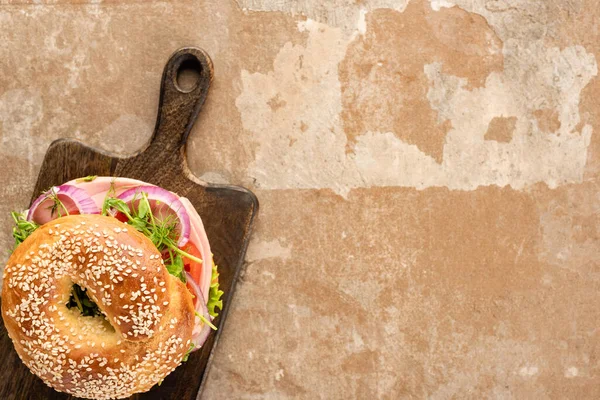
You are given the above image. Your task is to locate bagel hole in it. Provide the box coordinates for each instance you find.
[66,284,102,317]
[64,282,115,335]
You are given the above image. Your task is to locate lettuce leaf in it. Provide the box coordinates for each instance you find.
[207,262,223,317]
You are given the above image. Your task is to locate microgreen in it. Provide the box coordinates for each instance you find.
[11,211,39,247]
[165,253,186,283]
[102,197,132,219]
[101,191,202,283]
[195,310,217,331]
[46,188,69,218]
[182,342,195,362]
[75,175,98,183]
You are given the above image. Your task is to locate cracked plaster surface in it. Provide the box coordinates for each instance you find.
[1,0,599,398]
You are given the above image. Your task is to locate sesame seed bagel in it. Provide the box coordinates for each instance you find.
[2,214,195,399]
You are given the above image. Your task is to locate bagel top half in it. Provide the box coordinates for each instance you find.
[2,214,195,399]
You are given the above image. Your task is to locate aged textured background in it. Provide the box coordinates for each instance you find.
[1,0,599,398]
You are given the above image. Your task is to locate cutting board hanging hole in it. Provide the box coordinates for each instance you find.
[176,56,202,93]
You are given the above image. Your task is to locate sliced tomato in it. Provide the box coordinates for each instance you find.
[114,211,129,223]
[181,242,203,286]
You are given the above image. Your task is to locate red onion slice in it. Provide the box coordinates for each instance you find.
[67,177,150,209]
[27,185,100,224]
[179,197,212,303]
[186,272,212,351]
[117,186,190,247]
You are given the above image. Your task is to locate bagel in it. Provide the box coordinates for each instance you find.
[2,214,195,399]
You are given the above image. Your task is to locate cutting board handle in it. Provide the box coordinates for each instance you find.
[140,47,213,166]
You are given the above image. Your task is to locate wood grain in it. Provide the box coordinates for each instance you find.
[0,47,258,400]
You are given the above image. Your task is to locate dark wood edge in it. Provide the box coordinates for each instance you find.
[195,192,259,399]
[35,137,259,207]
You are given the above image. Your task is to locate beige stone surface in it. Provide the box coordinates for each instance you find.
[1,0,599,398]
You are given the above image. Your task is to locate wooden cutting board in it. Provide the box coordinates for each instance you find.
[0,47,258,400]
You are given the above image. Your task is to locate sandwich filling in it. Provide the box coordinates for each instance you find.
[10,176,222,356]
